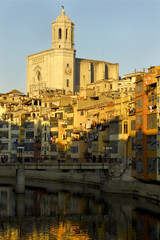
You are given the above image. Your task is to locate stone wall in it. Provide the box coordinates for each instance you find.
[1,168,160,201]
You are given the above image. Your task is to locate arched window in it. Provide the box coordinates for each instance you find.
[66,79,69,87]
[66,29,68,39]
[59,28,62,39]
[37,71,41,81]
[91,63,94,83]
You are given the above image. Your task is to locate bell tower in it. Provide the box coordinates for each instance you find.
[52,8,75,50]
[50,8,75,94]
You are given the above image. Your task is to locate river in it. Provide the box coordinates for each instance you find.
[0,179,160,240]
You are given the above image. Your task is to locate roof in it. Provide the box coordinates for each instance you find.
[55,9,71,23]
[7,89,25,95]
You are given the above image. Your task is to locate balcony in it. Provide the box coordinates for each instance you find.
[71,136,79,141]
[84,152,92,158]
[92,136,98,141]
[24,151,34,156]
[129,108,136,115]
[0,122,9,129]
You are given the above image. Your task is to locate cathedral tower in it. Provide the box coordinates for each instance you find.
[52,9,75,50]
[27,9,75,97]
[50,9,75,93]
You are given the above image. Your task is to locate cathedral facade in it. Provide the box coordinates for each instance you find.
[27,9,119,97]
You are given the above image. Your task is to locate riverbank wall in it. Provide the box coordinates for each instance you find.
[0,167,160,201]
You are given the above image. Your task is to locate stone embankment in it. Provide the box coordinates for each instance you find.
[0,165,160,201]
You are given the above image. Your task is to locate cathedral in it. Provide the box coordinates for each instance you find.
[27,9,119,97]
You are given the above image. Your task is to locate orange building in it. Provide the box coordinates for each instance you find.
[135,67,160,181]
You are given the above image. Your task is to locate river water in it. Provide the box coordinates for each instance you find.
[0,179,160,240]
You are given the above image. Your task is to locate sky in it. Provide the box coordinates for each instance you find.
[0,0,160,94]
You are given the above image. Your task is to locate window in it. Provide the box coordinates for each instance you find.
[136,82,143,94]
[37,71,41,81]
[92,132,98,141]
[72,158,78,162]
[91,63,94,83]
[24,143,34,151]
[66,79,69,87]
[92,143,98,152]
[55,112,63,119]
[132,137,135,150]
[110,122,122,135]
[50,122,58,128]
[123,121,128,134]
[148,97,151,106]
[1,143,8,150]
[148,96,157,106]
[66,130,72,137]
[88,139,92,148]
[125,87,127,92]
[23,122,34,128]
[110,141,118,153]
[0,122,9,128]
[147,113,156,129]
[137,161,143,174]
[59,28,62,39]
[110,84,112,90]
[132,157,136,170]
[80,110,84,116]
[157,96,159,104]
[67,63,69,67]
[131,120,135,130]
[71,146,78,153]
[66,29,68,39]
[11,133,19,139]
[0,131,8,139]
[136,145,143,156]
[51,144,57,152]
[130,87,132,91]
[158,158,160,175]
[136,98,142,108]
[50,131,58,138]
[147,135,157,150]
[136,114,143,126]
[34,146,41,152]
[147,158,156,173]
[65,107,73,113]
[67,117,73,125]
[136,130,143,140]
[26,131,34,139]
[105,64,108,79]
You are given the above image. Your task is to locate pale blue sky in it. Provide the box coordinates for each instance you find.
[0,0,160,94]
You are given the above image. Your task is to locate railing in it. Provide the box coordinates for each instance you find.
[0,162,109,170]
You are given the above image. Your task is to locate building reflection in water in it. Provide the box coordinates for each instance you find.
[0,184,160,239]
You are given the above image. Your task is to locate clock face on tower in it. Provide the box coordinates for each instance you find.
[65,67,72,74]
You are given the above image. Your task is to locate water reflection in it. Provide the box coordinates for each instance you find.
[0,182,160,239]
